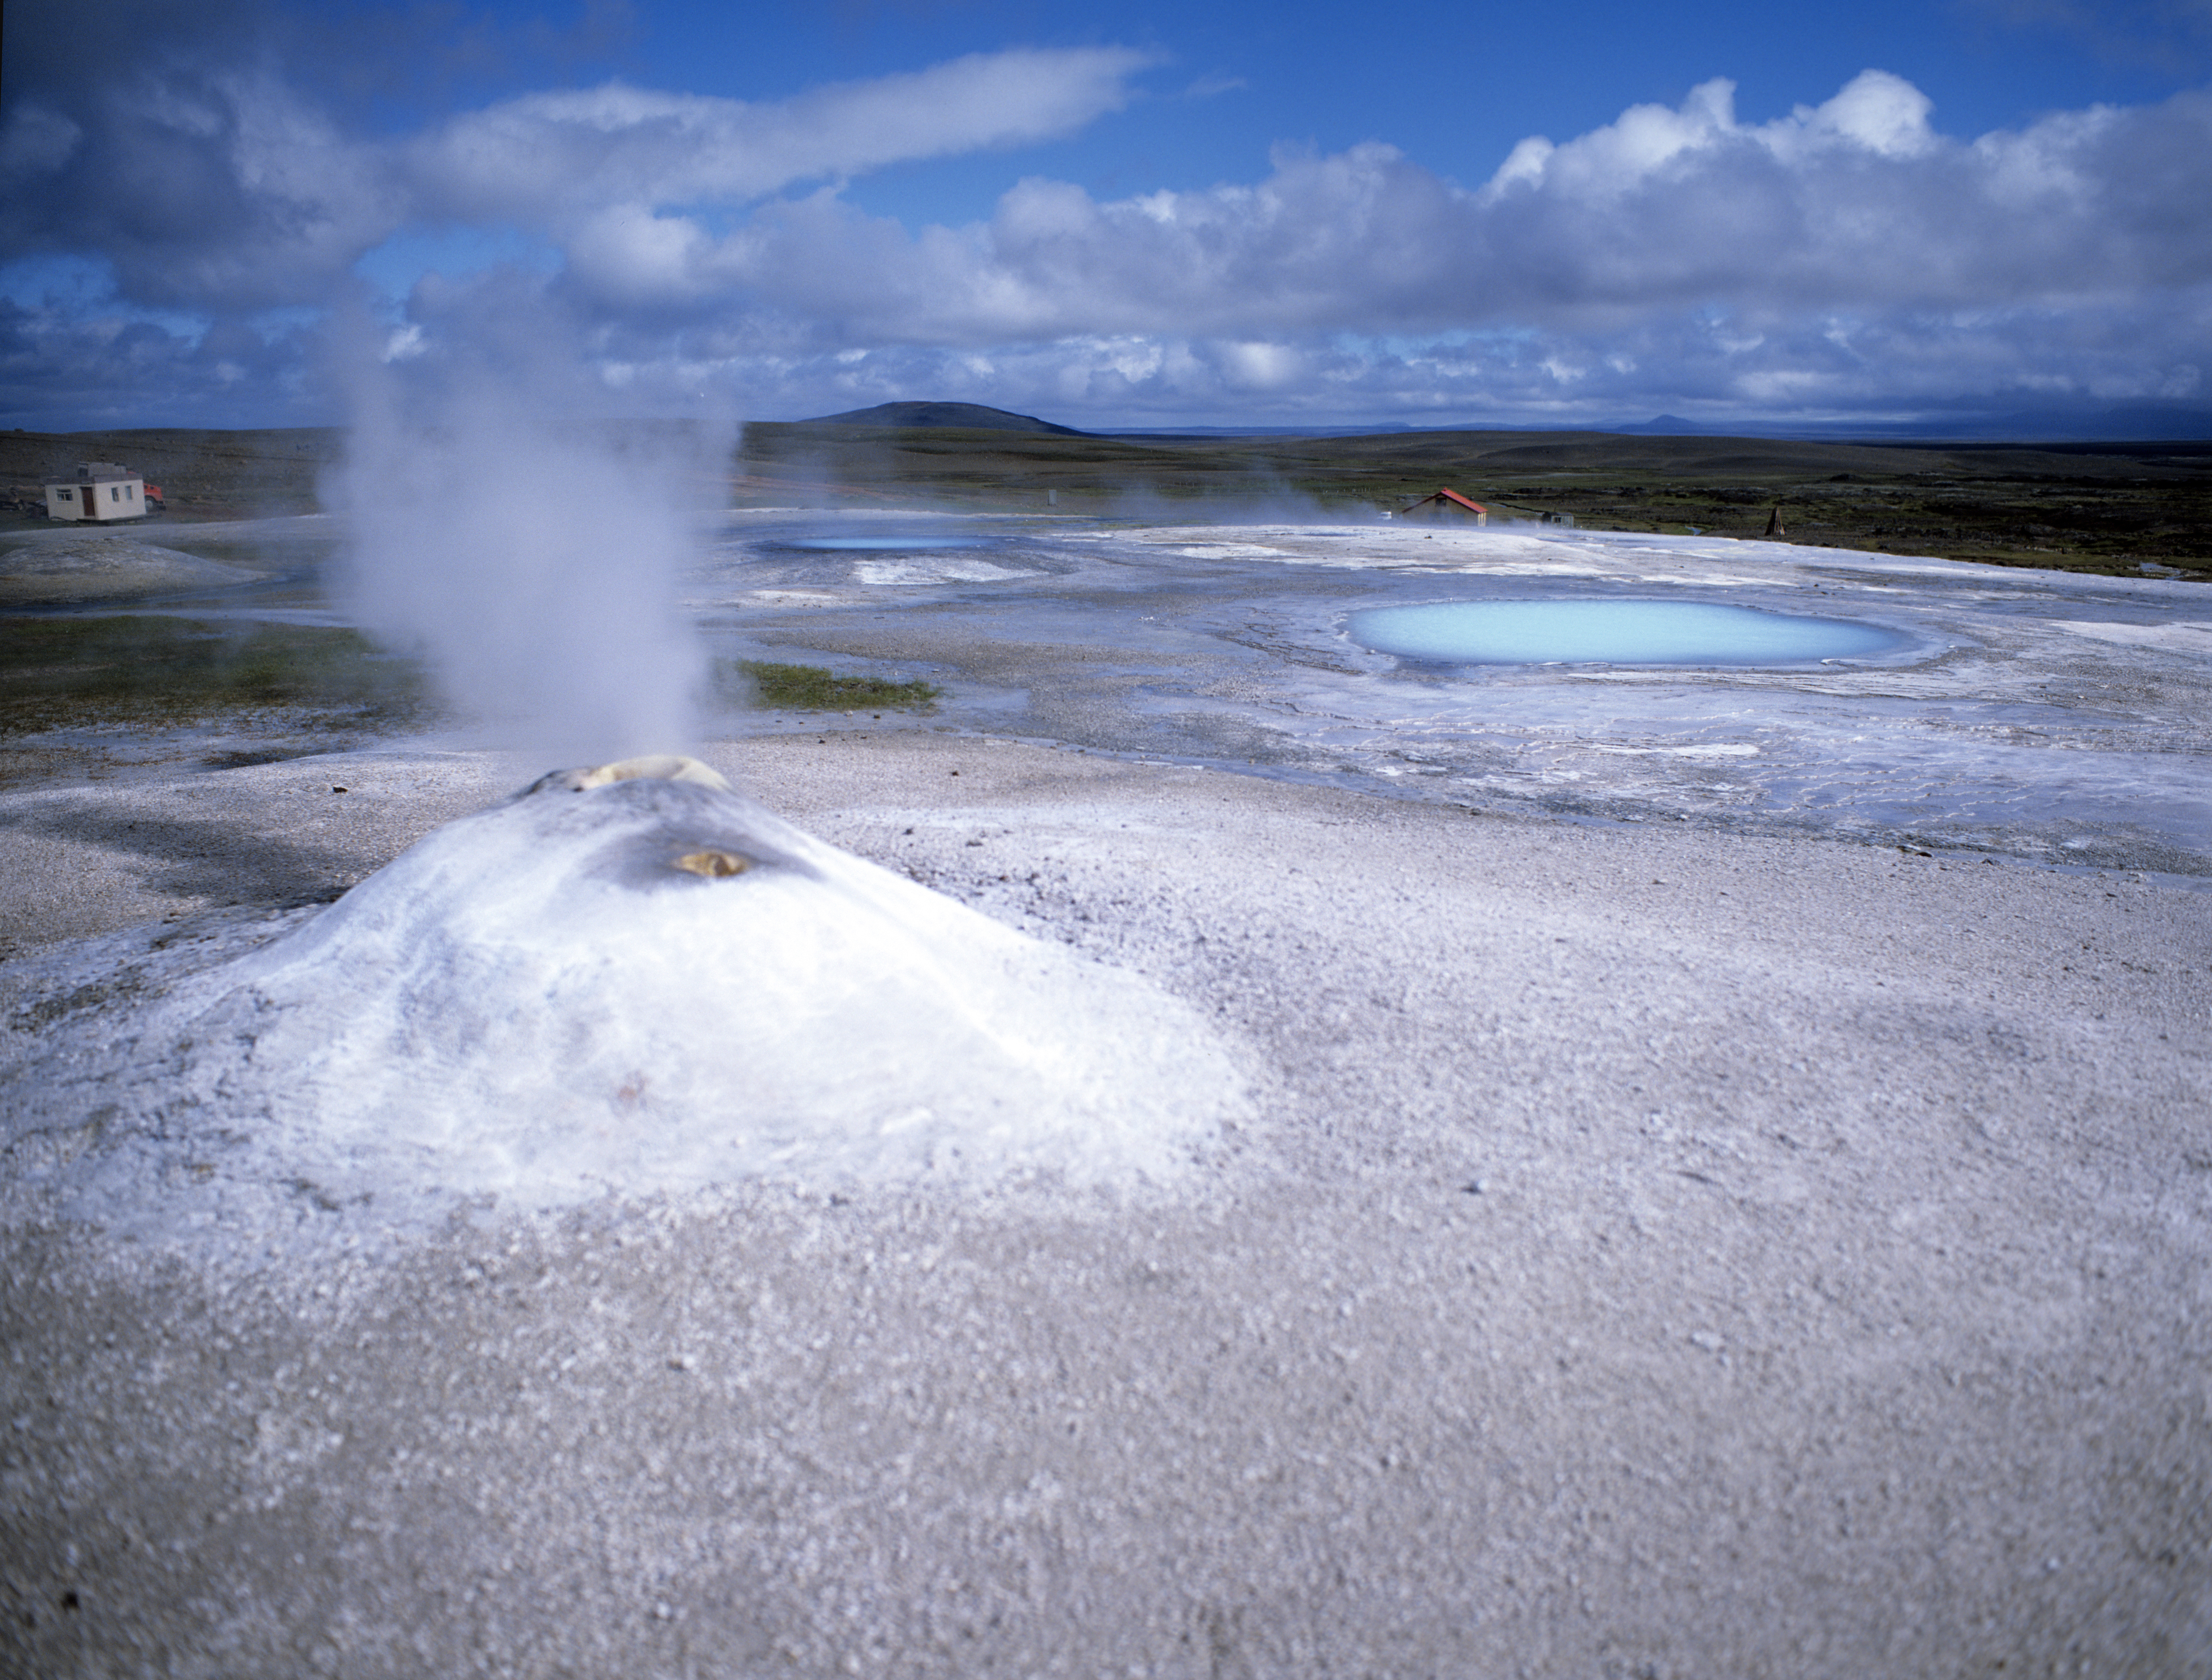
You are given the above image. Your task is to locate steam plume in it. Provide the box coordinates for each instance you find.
[326,293,723,761]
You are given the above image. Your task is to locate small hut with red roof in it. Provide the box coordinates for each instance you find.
[1397,489,1487,525]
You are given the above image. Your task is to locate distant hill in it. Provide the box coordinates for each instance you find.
[1617,414,1716,436]
[1605,405,2212,442]
[799,401,1092,436]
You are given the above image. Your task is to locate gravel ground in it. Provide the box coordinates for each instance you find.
[2,730,2209,1678]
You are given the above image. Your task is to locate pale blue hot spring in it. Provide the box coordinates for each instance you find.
[785,536,988,551]
[1349,599,1907,666]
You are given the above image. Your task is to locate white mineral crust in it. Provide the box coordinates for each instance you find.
[2,759,1246,1228]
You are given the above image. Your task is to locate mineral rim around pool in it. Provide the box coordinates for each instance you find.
[0,757,1248,1240]
[1349,598,1909,666]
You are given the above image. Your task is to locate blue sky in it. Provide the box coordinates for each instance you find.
[4,0,2210,433]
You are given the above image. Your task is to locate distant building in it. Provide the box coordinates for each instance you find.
[1399,489,1488,525]
[44,461,148,523]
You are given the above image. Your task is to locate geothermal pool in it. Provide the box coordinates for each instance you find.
[700,515,2211,875]
[1349,598,1908,666]
[782,535,988,551]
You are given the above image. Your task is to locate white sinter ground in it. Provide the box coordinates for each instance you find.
[1,757,1242,1243]
[0,514,2207,1677]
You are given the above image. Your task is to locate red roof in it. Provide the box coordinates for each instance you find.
[1401,488,1487,515]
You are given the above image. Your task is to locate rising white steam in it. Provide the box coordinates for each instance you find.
[327,304,722,760]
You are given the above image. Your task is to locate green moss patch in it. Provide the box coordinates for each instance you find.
[0,614,430,736]
[721,659,942,712]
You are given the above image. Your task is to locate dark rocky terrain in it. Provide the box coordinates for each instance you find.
[3,416,2206,580]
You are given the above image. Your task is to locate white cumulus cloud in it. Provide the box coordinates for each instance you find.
[529,68,2211,360]
[405,48,1153,226]
[7,21,2212,432]
[0,35,1154,317]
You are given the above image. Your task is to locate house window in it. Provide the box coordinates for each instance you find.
[57,488,72,501]
[111,486,121,502]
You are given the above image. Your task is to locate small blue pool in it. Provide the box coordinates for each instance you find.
[1349,599,1906,667]
[786,536,986,551]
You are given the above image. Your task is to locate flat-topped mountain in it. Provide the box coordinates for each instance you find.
[798,401,1091,436]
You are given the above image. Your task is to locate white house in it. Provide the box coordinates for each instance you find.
[44,461,148,523]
